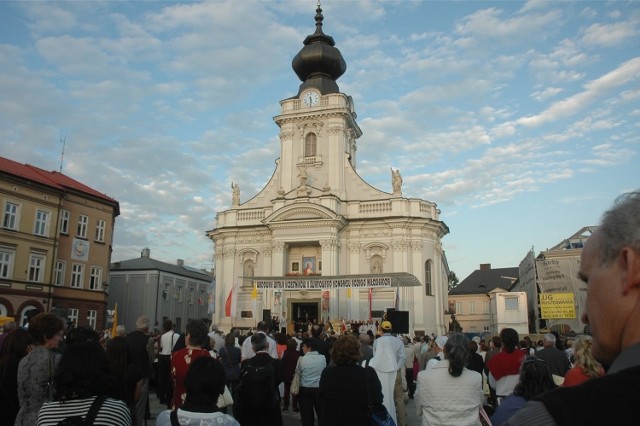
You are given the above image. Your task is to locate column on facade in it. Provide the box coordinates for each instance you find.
[325,125,344,197]
[279,129,295,192]
[391,237,408,310]
[348,242,361,321]
[410,240,424,331]
[270,241,286,323]
[216,246,236,328]
[433,241,445,335]
[320,238,338,320]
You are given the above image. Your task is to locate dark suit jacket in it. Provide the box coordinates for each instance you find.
[469,352,485,375]
[319,364,382,426]
[126,330,151,378]
[536,346,571,377]
[359,343,373,365]
[238,352,284,426]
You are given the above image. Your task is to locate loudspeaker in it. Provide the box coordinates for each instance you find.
[262,309,271,323]
[387,310,409,334]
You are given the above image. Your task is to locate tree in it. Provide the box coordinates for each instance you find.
[448,271,459,291]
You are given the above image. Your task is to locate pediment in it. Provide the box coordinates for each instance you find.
[264,203,338,224]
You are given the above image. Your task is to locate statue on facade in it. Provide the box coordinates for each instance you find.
[372,257,382,274]
[298,166,308,187]
[231,182,240,206]
[390,167,402,194]
[449,314,463,333]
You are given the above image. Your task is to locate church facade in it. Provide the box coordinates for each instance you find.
[207,6,450,336]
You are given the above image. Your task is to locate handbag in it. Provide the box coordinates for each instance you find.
[365,367,396,426]
[370,404,396,426]
[290,358,301,396]
[217,385,234,408]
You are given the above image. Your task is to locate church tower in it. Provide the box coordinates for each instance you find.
[207,4,450,336]
[275,3,360,199]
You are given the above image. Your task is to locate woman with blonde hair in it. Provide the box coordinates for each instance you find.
[562,334,604,387]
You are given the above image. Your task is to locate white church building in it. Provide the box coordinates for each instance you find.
[207,5,450,336]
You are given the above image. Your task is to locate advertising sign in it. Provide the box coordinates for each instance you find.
[539,292,576,319]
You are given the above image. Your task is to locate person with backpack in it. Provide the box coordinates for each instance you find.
[234,333,284,425]
[36,341,131,425]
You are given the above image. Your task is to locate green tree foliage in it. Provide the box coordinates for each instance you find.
[448,271,459,291]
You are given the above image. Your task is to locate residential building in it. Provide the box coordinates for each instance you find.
[488,291,529,336]
[448,263,520,336]
[109,248,212,333]
[207,6,450,335]
[0,156,119,329]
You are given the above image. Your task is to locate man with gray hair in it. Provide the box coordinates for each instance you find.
[115,324,126,336]
[208,324,225,351]
[126,315,155,426]
[506,190,640,425]
[358,333,373,365]
[535,333,571,378]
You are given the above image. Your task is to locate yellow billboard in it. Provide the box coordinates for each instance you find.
[539,292,576,319]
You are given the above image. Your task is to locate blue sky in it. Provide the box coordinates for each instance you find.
[1,1,638,281]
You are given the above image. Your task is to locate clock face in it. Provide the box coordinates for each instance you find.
[302,91,319,106]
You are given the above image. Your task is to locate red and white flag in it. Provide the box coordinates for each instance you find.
[225,280,239,318]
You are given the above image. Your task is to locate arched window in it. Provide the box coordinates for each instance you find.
[424,260,432,296]
[20,304,39,327]
[370,255,383,274]
[305,133,317,157]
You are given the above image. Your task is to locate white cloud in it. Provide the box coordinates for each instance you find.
[455,7,561,40]
[515,57,640,128]
[580,21,639,47]
[531,87,563,101]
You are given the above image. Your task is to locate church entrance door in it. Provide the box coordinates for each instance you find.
[291,300,320,332]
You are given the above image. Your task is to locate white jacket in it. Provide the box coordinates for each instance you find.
[415,359,483,426]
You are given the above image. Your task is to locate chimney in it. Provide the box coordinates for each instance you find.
[177,259,184,267]
[141,248,150,258]
[479,263,491,270]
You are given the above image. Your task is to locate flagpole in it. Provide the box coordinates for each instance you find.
[111,303,118,337]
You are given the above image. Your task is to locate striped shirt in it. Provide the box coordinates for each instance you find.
[36,396,132,426]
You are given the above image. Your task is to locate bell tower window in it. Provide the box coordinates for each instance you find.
[305,133,317,157]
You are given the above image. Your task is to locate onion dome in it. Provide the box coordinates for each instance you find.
[292,2,347,95]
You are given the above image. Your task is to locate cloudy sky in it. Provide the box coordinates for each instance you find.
[1,1,638,281]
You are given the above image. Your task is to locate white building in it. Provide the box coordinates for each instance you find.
[207,5,449,335]
[488,291,529,336]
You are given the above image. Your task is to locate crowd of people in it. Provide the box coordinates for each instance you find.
[0,189,638,425]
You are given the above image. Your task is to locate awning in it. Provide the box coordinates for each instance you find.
[0,316,16,327]
[241,272,421,290]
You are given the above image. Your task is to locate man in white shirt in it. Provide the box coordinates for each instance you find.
[158,319,177,406]
[371,321,407,426]
[208,324,225,352]
[241,320,278,361]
